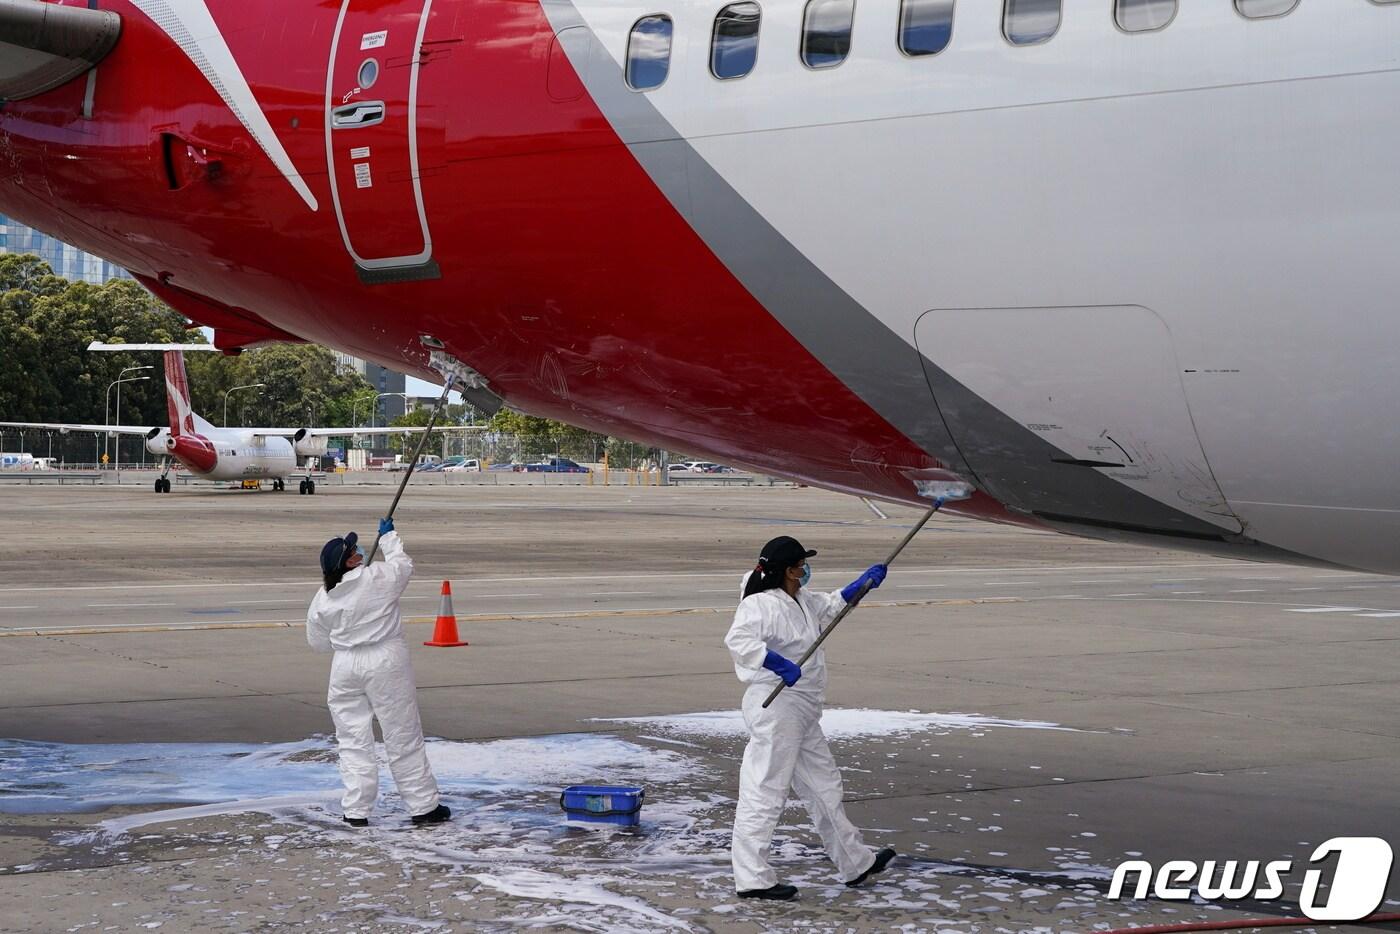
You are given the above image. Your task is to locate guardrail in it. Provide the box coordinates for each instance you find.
[0,471,103,484]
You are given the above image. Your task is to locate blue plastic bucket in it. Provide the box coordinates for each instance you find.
[559,784,645,827]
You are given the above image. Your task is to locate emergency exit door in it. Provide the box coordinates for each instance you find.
[325,0,438,283]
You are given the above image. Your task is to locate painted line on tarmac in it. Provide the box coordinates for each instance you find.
[0,596,1025,637]
[0,562,1261,594]
[87,602,178,608]
[1056,595,1400,614]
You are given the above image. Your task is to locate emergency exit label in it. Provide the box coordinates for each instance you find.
[349,146,371,160]
[360,30,388,51]
[353,163,372,189]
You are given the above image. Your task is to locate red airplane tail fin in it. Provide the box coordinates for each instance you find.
[164,349,196,437]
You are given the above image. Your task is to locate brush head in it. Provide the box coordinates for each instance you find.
[914,479,975,502]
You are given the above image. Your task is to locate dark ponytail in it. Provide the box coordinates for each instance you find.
[742,558,792,600]
[324,567,347,593]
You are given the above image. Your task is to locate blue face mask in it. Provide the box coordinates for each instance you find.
[355,546,367,562]
[798,563,811,588]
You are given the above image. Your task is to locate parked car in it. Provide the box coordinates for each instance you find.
[488,461,525,472]
[524,457,589,473]
[667,463,690,473]
[684,461,719,473]
[444,458,481,473]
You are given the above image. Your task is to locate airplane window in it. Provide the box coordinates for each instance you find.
[802,0,855,69]
[899,0,954,56]
[1003,0,1060,44]
[1235,0,1298,15]
[626,14,673,90]
[357,59,380,89]
[1115,0,1175,31]
[712,2,762,79]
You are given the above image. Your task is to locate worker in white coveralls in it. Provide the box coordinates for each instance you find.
[724,535,897,900]
[307,518,451,828]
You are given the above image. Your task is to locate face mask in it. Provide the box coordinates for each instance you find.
[355,546,367,562]
[798,563,811,588]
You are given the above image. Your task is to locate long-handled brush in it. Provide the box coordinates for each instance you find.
[762,480,974,709]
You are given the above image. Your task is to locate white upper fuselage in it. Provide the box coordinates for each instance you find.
[560,0,1400,571]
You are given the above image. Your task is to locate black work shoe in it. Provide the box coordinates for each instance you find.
[410,804,451,825]
[846,848,897,887]
[342,816,369,828]
[737,883,798,901]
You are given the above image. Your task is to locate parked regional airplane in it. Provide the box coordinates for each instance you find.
[0,1,1397,569]
[0,345,424,493]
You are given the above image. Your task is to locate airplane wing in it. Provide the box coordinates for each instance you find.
[0,421,152,435]
[253,427,434,437]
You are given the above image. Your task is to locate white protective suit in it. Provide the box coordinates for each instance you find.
[723,582,876,891]
[306,531,441,819]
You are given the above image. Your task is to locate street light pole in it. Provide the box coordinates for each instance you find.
[376,392,412,459]
[376,392,411,419]
[351,397,366,449]
[114,375,152,480]
[223,383,266,427]
[106,366,153,468]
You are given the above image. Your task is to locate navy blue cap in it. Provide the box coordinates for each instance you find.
[757,536,816,568]
[319,531,358,577]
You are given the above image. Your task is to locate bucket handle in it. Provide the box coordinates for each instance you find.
[558,789,645,816]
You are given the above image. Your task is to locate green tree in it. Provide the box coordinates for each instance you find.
[185,343,371,429]
[485,409,606,461]
[0,256,374,462]
[0,257,201,448]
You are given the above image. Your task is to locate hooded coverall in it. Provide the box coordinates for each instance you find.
[724,585,877,892]
[306,531,441,819]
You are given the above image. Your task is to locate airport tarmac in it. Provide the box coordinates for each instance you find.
[1,484,1398,932]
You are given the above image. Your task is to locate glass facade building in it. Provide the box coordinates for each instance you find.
[335,352,407,424]
[0,214,131,284]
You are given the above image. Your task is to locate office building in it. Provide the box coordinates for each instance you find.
[334,352,407,423]
[0,214,131,284]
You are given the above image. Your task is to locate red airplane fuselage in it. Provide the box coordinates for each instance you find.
[0,0,967,512]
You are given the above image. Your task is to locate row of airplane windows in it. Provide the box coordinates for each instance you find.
[624,0,1397,89]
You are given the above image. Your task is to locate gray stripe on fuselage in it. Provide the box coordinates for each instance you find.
[541,0,966,472]
[537,1,1325,564]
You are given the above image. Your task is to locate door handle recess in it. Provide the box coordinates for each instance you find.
[331,101,385,128]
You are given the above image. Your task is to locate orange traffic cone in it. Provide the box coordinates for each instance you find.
[424,580,468,647]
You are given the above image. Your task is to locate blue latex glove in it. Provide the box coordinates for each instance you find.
[762,649,802,687]
[841,564,888,603]
[379,517,394,535]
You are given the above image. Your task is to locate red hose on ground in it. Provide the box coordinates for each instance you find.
[1102,912,1400,934]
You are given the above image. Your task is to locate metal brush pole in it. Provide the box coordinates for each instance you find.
[365,375,456,563]
[762,500,944,709]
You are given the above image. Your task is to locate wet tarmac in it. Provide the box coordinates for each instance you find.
[1,484,1397,932]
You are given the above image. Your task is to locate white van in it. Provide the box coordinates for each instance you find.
[444,458,481,473]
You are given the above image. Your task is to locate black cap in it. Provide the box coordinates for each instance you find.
[319,531,359,577]
[757,535,816,569]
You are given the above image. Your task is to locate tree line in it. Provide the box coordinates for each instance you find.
[0,253,670,466]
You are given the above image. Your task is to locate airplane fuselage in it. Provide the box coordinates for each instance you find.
[1,0,1397,569]
[172,429,298,482]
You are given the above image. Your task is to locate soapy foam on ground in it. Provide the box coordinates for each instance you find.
[592,708,1085,738]
[0,709,1159,931]
[0,733,694,818]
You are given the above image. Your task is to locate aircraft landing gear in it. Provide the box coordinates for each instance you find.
[272,479,284,492]
[153,477,171,494]
[299,479,316,495]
